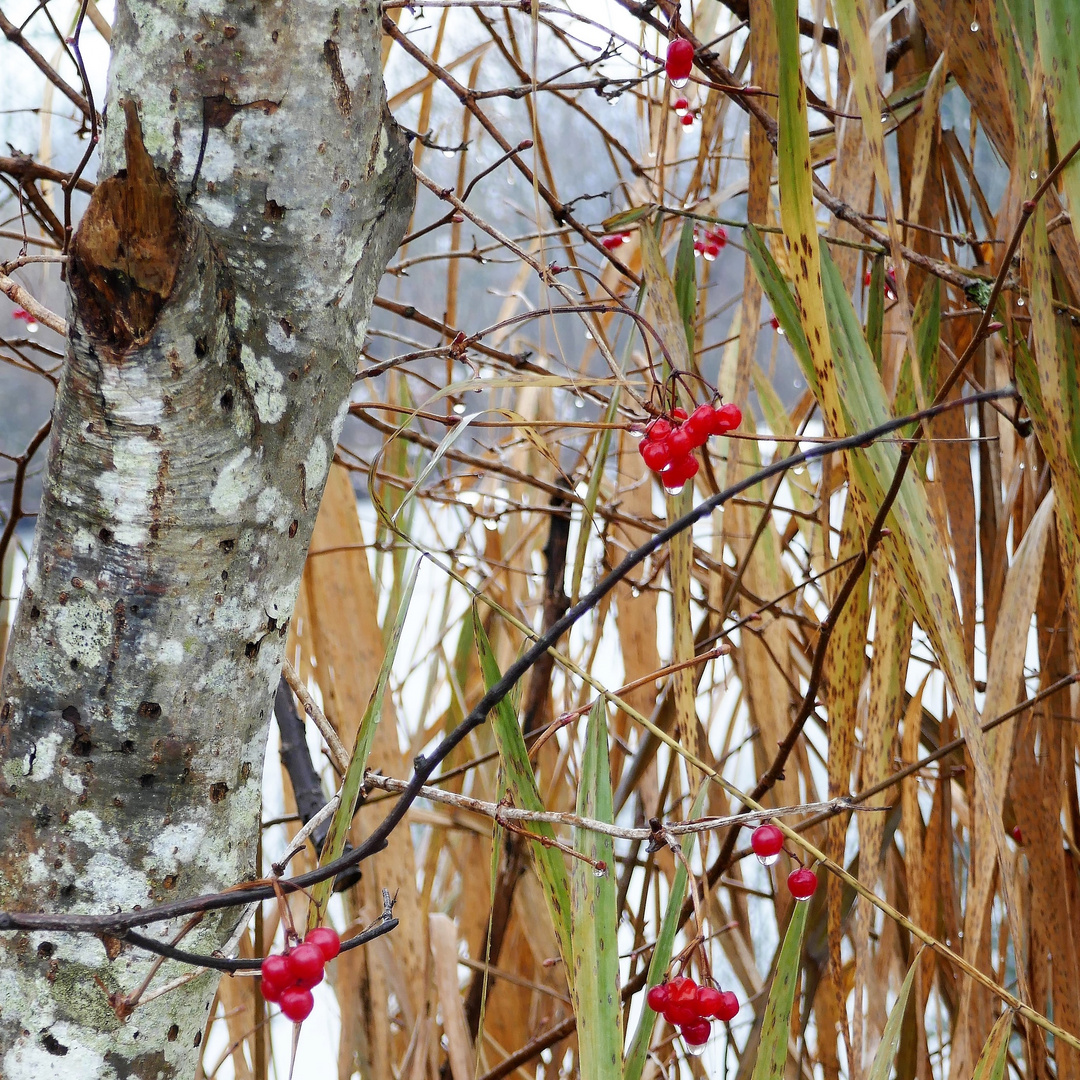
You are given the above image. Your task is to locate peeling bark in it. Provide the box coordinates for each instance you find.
[0,1,413,1075]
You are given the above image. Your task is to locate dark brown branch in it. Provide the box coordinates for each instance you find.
[0,154,96,195]
[0,418,51,576]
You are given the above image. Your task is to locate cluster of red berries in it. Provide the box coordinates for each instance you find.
[750,823,818,900]
[647,976,739,1047]
[665,38,694,87]
[638,402,743,491]
[259,927,342,1022]
[694,224,727,261]
[864,266,898,300]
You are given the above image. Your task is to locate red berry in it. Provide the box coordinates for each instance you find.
[279,986,315,1023]
[696,985,724,1016]
[751,823,784,859]
[711,402,743,434]
[706,226,728,249]
[260,954,292,1000]
[694,239,706,255]
[665,38,694,86]
[286,943,326,983]
[295,967,324,991]
[788,866,818,900]
[769,314,782,332]
[885,269,898,300]
[641,438,672,472]
[681,1018,712,1045]
[305,926,342,961]
[666,1001,702,1026]
[667,427,692,457]
[663,454,698,490]
[703,241,720,260]
[601,233,627,251]
[1011,825,1023,844]
[673,97,690,115]
[715,990,740,1022]
[683,404,715,446]
[646,984,670,1012]
[672,407,689,421]
[647,418,673,440]
[864,269,873,287]
[680,113,695,127]
[666,976,697,1005]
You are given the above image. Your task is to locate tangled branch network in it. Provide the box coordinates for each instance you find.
[0,387,1017,973]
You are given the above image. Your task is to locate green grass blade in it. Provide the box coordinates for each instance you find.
[569,288,642,603]
[307,556,422,927]
[674,218,697,357]
[473,610,575,977]
[866,255,885,371]
[750,895,809,1080]
[1035,0,1080,259]
[970,1010,1012,1080]
[744,223,816,392]
[772,0,842,428]
[866,952,921,1080]
[570,700,622,1079]
[623,785,708,1080]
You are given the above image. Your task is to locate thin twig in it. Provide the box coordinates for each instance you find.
[280,658,350,775]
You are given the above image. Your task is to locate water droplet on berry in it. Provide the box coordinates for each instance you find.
[593,865,607,878]
[666,483,685,495]
[629,426,645,439]
[670,75,689,89]
[684,1038,709,1056]
[776,325,785,336]
[757,852,780,866]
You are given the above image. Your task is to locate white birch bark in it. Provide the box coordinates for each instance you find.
[0,2,413,1075]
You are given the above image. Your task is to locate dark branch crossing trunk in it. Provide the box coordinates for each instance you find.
[0,1,413,1075]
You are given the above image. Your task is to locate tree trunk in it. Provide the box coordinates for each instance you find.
[0,1,413,1075]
